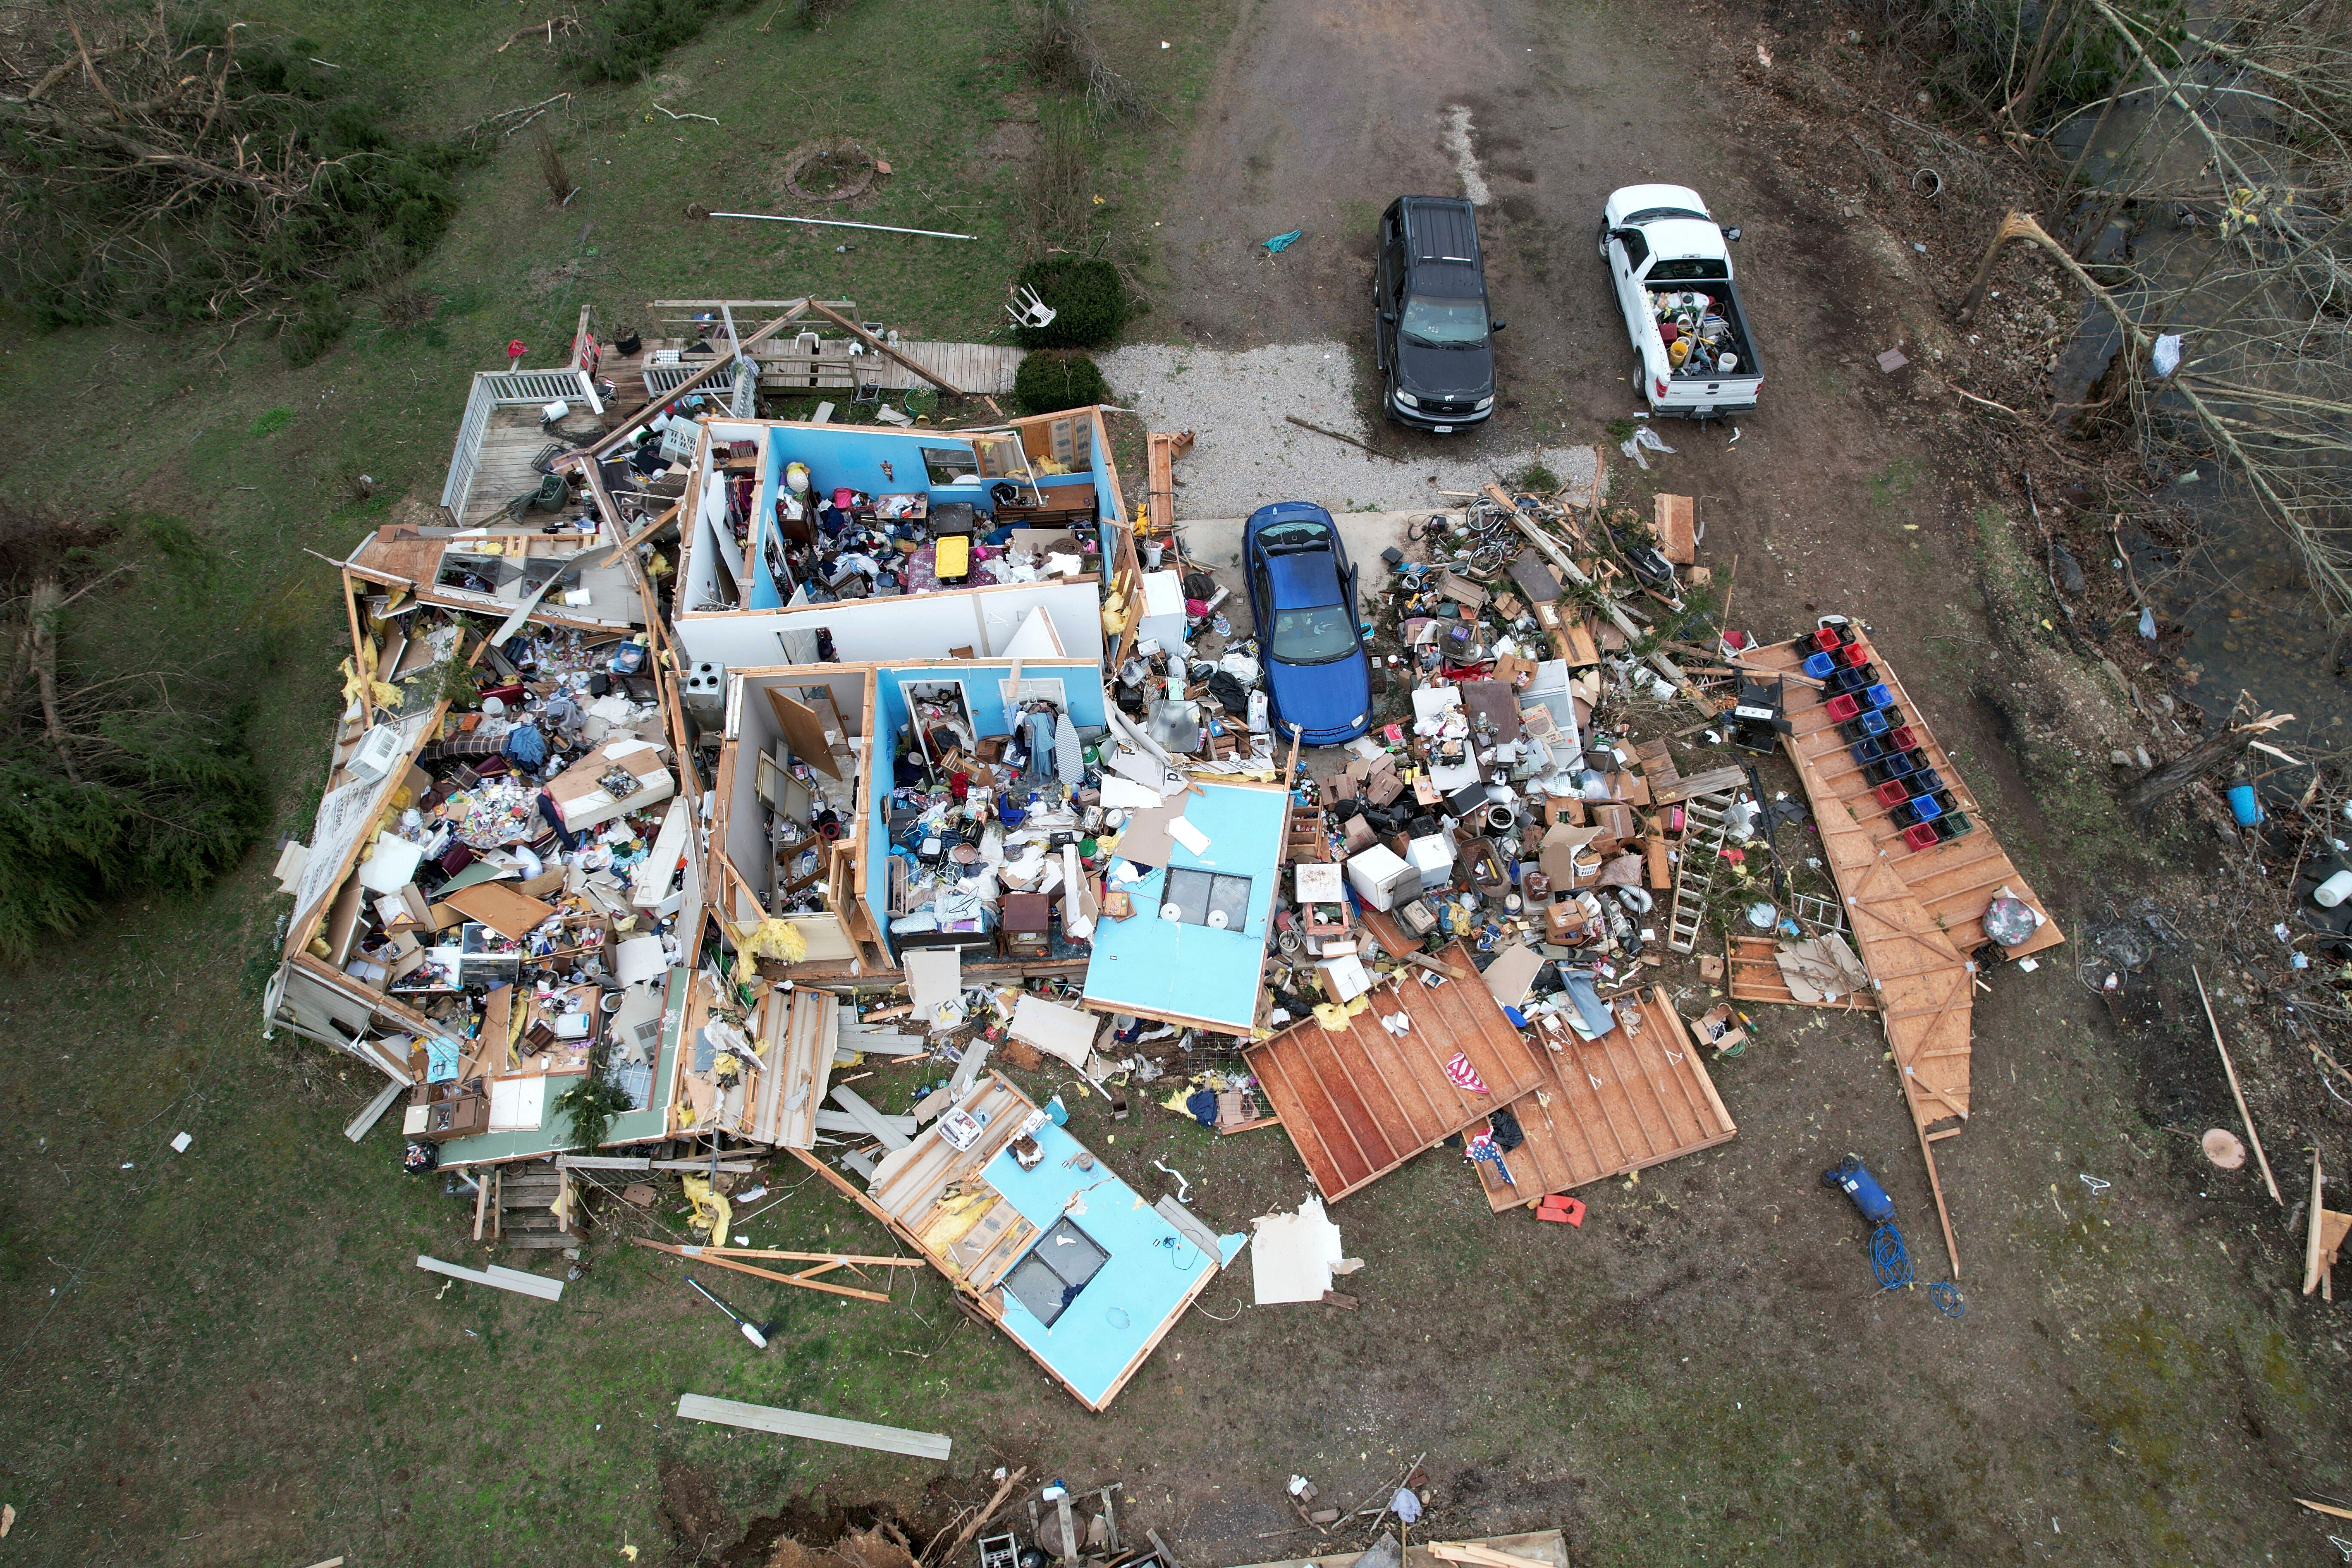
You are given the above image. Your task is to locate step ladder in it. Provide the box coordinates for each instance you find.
[1666,788,1739,954]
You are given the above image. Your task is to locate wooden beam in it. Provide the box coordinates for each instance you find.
[1913,1115,1961,1280]
[582,304,809,459]
[700,1248,923,1267]
[630,1237,894,1304]
[802,301,965,396]
[2307,1148,2329,1296]
[2196,966,2282,1203]
[674,1392,951,1461]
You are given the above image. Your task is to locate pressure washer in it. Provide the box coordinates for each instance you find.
[1821,1154,1914,1290]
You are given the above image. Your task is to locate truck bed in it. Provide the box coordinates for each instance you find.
[1641,276,1761,416]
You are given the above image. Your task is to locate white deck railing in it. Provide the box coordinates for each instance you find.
[438,368,604,522]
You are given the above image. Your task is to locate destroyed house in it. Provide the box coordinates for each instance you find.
[662,407,1124,672]
[267,532,702,1171]
[702,653,1112,982]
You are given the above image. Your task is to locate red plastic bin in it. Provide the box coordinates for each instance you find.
[1812,627,1842,651]
[1824,692,1862,722]
[1841,642,1872,668]
[1900,823,1940,851]
[1874,779,1910,808]
[1885,724,1918,752]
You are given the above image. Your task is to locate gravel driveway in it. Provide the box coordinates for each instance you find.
[1099,340,1596,518]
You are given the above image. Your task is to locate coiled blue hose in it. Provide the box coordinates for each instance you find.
[1868,1221,1914,1290]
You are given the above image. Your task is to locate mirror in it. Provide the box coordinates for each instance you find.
[1381,311,1396,323]
[1490,319,1507,331]
[1724,226,1743,241]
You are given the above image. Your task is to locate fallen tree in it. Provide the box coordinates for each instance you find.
[0,3,473,358]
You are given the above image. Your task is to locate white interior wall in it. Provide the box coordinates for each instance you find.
[728,684,781,900]
[726,667,872,911]
[673,579,1105,671]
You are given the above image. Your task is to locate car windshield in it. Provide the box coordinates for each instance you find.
[1258,519,1331,550]
[1271,603,1357,665]
[1400,296,1488,348]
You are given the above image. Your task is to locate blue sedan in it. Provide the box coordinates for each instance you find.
[1242,502,1372,746]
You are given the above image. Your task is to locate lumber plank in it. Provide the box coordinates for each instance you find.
[344,1079,406,1142]
[416,1253,564,1301]
[675,1392,951,1460]
[631,1237,894,1304]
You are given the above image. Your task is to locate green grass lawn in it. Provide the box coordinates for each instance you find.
[0,0,1235,1561]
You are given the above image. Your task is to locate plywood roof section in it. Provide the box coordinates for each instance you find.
[1246,940,1551,1202]
[1744,628,2066,1137]
[1473,985,1735,1211]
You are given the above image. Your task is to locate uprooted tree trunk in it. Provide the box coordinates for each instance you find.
[27,578,77,784]
[2126,728,2253,824]
[2124,698,2294,823]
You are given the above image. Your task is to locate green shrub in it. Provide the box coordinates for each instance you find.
[1012,256,1128,348]
[1013,350,1108,415]
[552,1051,638,1149]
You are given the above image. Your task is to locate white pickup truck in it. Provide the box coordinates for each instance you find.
[1599,184,1762,420]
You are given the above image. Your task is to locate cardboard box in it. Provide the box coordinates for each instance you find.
[1591,801,1638,849]
[548,738,675,833]
[1545,899,1591,942]
[1537,822,1605,888]
[1491,654,1537,690]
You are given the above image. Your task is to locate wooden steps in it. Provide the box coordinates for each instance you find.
[495,1164,576,1250]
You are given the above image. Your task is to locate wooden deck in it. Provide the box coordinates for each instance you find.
[1245,940,1551,1202]
[625,337,1023,399]
[1472,985,1736,1211]
[463,406,568,526]
[1744,630,2065,1142]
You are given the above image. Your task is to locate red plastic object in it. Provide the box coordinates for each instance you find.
[1825,692,1862,721]
[1842,642,1872,668]
[1874,779,1910,808]
[1885,724,1918,752]
[1537,1194,1586,1227]
[1812,627,1841,651]
[1901,823,1940,851]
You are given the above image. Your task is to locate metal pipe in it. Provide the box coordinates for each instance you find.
[705,210,974,241]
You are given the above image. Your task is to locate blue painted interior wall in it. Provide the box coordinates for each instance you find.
[980,1116,1243,1407]
[1089,420,1121,524]
[1081,782,1288,1030]
[747,426,996,609]
[862,662,1108,957]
